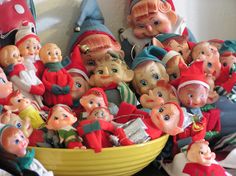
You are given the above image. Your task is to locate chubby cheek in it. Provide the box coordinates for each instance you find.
[133,29,146,38]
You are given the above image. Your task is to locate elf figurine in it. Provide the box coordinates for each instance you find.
[0,0,36,47]
[131,45,169,96]
[89,50,137,106]
[161,140,228,176]
[15,21,44,78]
[39,43,73,107]
[77,107,116,153]
[0,125,53,176]
[4,90,44,129]
[65,46,90,116]
[119,0,196,66]
[46,104,85,149]
[0,45,45,108]
[0,67,13,114]
[68,0,124,74]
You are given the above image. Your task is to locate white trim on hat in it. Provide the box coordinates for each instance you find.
[162,50,180,65]
[68,68,89,81]
[177,80,210,92]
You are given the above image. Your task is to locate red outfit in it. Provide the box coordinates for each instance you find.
[77,119,115,153]
[42,68,73,106]
[183,163,227,176]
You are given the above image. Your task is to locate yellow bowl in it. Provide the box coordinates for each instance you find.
[30,134,169,176]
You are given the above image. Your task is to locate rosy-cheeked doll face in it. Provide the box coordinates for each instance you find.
[80,94,107,114]
[46,106,77,130]
[178,84,209,108]
[191,42,221,79]
[17,37,41,57]
[0,68,12,99]
[87,107,113,121]
[1,127,29,157]
[78,34,122,75]
[39,43,62,64]
[166,55,185,81]
[140,89,165,109]
[128,0,176,39]
[187,140,216,166]
[220,52,236,69]
[206,76,219,104]
[70,73,89,101]
[150,103,182,135]
[89,57,134,87]
[0,45,24,68]
[132,61,169,95]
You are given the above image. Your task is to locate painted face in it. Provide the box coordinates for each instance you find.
[151,103,182,135]
[0,68,12,99]
[1,127,29,157]
[132,61,169,95]
[187,141,216,166]
[80,94,107,114]
[18,37,41,57]
[79,34,121,74]
[165,40,191,64]
[90,58,133,87]
[87,107,113,121]
[220,52,236,69]
[191,42,221,79]
[0,45,24,68]
[47,106,77,130]
[140,89,165,109]
[178,84,209,108]
[70,74,89,101]
[206,76,219,104]
[39,43,62,64]
[7,92,31,112]
[166,55,185,81]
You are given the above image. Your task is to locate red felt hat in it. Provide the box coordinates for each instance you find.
[176,61,210,91]
[65,46,89,81]
[82,88,108,107]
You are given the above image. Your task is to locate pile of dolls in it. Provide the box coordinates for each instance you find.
[0,0,236,175]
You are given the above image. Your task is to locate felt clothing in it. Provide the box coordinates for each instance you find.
[77,119,115,152]
[5,63,45,107]
[19,105,44,129]
[42,63,73,107]
[183,163,227,176]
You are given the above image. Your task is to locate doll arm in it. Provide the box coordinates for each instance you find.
[42,72,63,94]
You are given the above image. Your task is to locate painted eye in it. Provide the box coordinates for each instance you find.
[223,62,227,67]
[199,151,204,155]
[21,135,24,139]
[207,62,212,68]
[97,70,103,74]
[0,78,6,84]
[159,108,164,113]
[170,73,177,79]
[137,24,145,28]
[157,92,162,97]
[95,112,99,116]
[188,94,193,98]
[26,46,30,49]
[15,139,20,144]
[54,116,59,120]
[17,99,21,103]
[47,51,51,55]
[16,123,22,128]
[153,20,160,25]
[178,50,183,56]
[75,82,81,88]
[163,115,170,121]
[152,73,159,80]
[101,112,104,116]
[201,51,205,55]
[140,80,148,86]
[97,103,101,107]
[89,101,93,105]
[87,60,95,66]
[63,114,68,118]
[33,46,37,50]
[111,68,118,73]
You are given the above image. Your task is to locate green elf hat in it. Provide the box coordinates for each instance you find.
[131,45,167,69]
[219,40,236,54]
[155,33,180,43]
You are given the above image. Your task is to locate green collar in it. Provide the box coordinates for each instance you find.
[45,62,63,72]
[17,149,35,170]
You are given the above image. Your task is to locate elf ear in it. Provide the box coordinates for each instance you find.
[4,105,19,112]
[123,69,134,82]
[152,38,164,48]
[167,11,177,25]
[0,112,10,124]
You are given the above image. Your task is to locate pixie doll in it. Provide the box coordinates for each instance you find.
[89,51,137,106]
[4,90,44,129]
[131,45,169,96]
[0,125,53,176]
[39,43,73,107]
[0,45,45,108]
[15,21,44,78]
[46,104,85,149]
[69,0,124,74]
[119,0,196,66]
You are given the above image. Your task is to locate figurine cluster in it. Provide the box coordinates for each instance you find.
[0,0,235,175]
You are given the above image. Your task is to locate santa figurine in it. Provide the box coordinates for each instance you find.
[68,0,124,75]
[0,45,45,108]
[15,21,44,78]
[39,43,74,107]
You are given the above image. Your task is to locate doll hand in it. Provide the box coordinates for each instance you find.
[51,84,63,94]
[62,85,70,94]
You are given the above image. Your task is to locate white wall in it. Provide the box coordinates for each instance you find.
[34,0,236,55]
